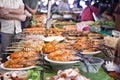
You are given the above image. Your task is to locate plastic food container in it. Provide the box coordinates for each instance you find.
[79,57,104,73]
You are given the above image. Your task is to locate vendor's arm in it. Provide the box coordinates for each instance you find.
[25,4,37,15]
[0,13,26,21]
[113,3,120,20]
[0,5,26,21]
[102,11,113,21]
[0,7,9,16]
[6,5,24,15]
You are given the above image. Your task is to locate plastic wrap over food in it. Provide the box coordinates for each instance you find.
[76,23,90,32]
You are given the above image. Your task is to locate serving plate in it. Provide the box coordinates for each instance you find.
[81,51,101,55]
[0,64,36,71]
[44,56,79,64]
[43,36,65,42]
[5,48,22,52]
[63,14,72,19]
[52,15,62,19]
[45,56,79,71]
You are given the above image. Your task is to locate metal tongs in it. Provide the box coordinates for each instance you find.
[75,51,97,72]
[93,44,112,59]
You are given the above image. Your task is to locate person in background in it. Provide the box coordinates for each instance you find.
[113,2,120,19]
[77,0,81,8]
[73,0,82,9]
[0,0,26,62]
[81,1,99,21]
[22,0,39,28]
[57,0,70,13]
[113,2,120,31]
[51,2,58,13]
[102,0,120,31]
[102,2,118,21]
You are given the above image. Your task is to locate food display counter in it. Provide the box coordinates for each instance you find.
[0,14,119,80]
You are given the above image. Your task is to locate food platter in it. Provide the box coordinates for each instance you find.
[43,36,65,42]
[7,56,11,60]
[45,56,79,71]
[81,51,101,55]
[45,56,79,64]
[0,64,36,71]
[63,14,73,19]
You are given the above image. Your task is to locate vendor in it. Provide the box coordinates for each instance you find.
[0,0,26,62]
[102,2,118,21]
[57,0,70,13]
[22,0,39,28]
[114,2,120,31]
[81,1,99,21]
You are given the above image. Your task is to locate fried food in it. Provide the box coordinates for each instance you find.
[42,41,68,54]
[10,51,38,59]
[73,37,100,52]
[48,49,76,61]
[4,58,35,68]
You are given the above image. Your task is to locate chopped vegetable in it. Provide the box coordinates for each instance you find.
[27,70,40,80]
[94,21,115,27]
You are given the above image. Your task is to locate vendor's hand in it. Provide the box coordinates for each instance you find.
[24,10,32,17]
[107,16,113,21]
[18,15,27,21]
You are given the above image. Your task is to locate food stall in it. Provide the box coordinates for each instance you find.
[0,0,120,80]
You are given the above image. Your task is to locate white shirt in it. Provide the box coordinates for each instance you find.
[0,0,24,34]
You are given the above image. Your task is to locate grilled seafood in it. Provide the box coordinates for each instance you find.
[73,37,100,52]
[42,41,56,54]
[47,28,63,37]
[22,40,44,52]
[62,30,83,37]
[54,21,75,25]
[32,14,47,23]
[63,25,76,31]
[10,51,38,59]
[48,49,76,61]
[31,23,45,28]
[23,28,46,35]
[4,58,35,68]
[42,41,69,54]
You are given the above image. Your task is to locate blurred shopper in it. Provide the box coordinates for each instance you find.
[81,1,99,21]
[102,3,117,21]
[0,0,26,62]
[114,2,120,31]
[57,0,70,13]
[77,0,81,8]
[22,0,39,28]
[113,2,120,19]
[102,1,120,31]
[51,2,58,13]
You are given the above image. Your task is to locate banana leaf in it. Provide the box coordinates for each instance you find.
[44,67,113,80]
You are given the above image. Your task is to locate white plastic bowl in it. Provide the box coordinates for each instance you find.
[44,56,79,72]
[43,36,65,42]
